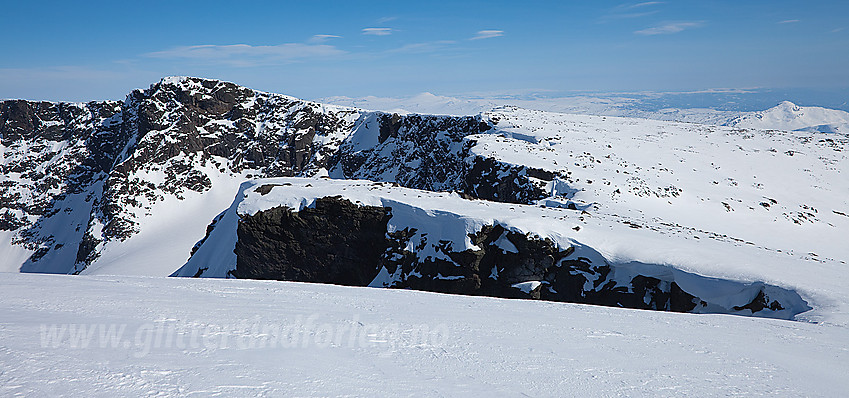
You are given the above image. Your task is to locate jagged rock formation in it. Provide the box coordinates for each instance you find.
[0,99,127,270]
[237,199,708,312]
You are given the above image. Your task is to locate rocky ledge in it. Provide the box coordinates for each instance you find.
[175,178,810,319]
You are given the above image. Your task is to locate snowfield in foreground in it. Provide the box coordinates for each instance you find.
[1,272,847,397]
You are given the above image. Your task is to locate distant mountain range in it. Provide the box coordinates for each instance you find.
[319,93,849,133]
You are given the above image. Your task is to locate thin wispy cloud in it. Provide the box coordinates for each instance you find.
[779,19,800,24]
[362,27,393,36]
[470,30,504,40]
[144,43,345,66]
[832,27,845,33]
[608,10,659,19]
[635,21,703,35]
[308,34,341,44]
[377,16,397,24]
[604,2,663,20]
[621,1,664,10]
[388,40,457,54]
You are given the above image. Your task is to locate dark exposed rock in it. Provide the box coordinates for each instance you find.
[233,197,392,285]
[75,230,100,270]
[462,157,552,203]
[1,98,128,271]
[334,113,492,195]
[1,76,811,320]
[231,198,721,314]
[333,113,556,204]
[378,113,402,143]
[733,290,785,313]
[0,211,25,231]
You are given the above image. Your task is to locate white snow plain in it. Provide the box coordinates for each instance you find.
[1,272,847,397]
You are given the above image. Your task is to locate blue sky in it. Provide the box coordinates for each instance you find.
[1,0,847,102]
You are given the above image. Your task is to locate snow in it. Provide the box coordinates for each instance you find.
[493,230,519,253]
[179,178,579,280]
[465,107,849,322]
[0,231,32,273]
[511,280,542,293]
[471,108,848,268]
[81,161,254,277]
[728,101,849,133]
[1,272,847,396]
[5,88,846,324]
[187,106,847,319]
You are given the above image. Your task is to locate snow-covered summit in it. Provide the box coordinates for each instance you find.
[727,100,849,133]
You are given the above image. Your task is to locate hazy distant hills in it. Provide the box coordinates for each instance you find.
[319,93,849,133]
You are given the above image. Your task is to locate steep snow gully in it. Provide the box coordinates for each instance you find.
[4,76,845,322]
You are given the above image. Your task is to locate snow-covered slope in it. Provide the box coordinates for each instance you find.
[2,272,847,396]
[3,78,849,394]
[1,78,523,276]
[473,107,848,267]
[0,100,126,273]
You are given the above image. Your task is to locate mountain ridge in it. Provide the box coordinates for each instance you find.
[1,76,543,276]
[2,76,848,324]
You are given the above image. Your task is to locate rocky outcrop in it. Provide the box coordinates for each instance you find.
[233,196,391,284]
[0,77,820,323]
[225,192,797,317]
[462,156,557,204]
[332,113,486,193]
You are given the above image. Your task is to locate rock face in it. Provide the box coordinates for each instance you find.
[234,196,391,284]
[0,99,127,271]
[95,77,362,245]
[234,199,705,313]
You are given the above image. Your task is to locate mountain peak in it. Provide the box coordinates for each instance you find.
[159,76,194,85]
